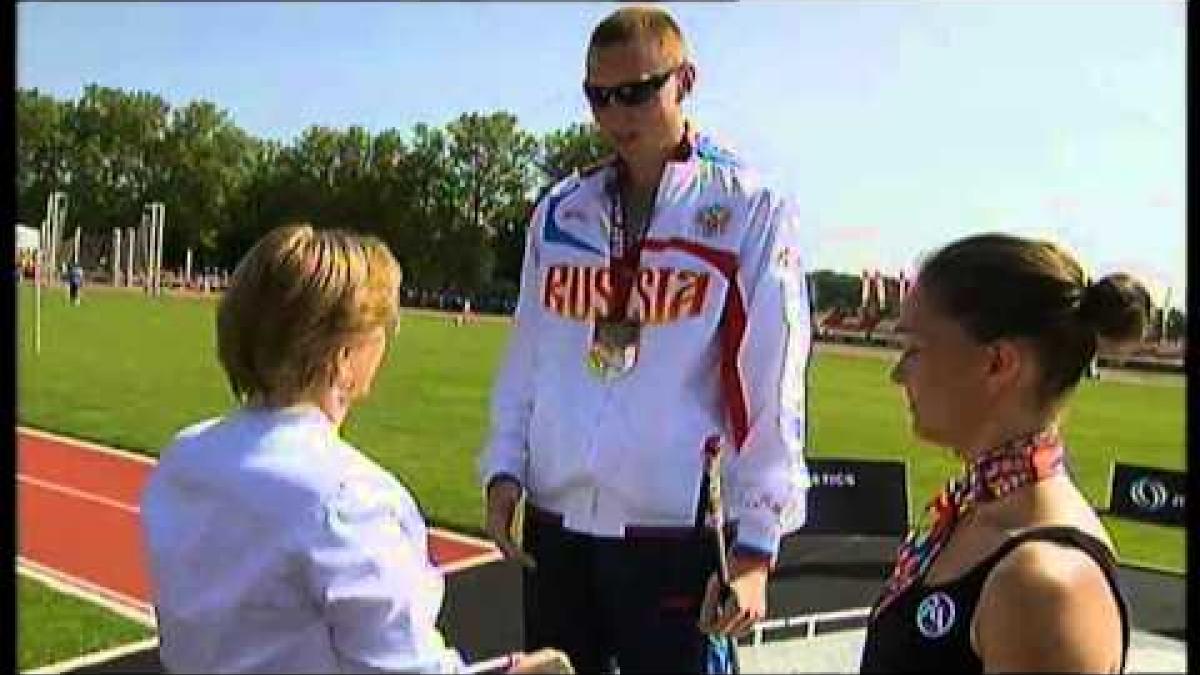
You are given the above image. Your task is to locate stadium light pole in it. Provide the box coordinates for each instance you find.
[113,228,121,286]
[160,204,167,294]
[34,218,43,355]
[150,202,166,295]
[36,191,69,355]
[140,207,151,293]
[141,203,166,294]
[1160,288,1172,345]
[51,191,67,277]
[126,226,135,288]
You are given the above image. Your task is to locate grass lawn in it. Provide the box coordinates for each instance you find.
[806,348,1186,572]
[17,573,155,671]
[16,284,1185,572]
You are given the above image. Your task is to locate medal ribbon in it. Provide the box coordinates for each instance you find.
[602,133,693,323]
[872,429,1066,617]
[605,161,644,323]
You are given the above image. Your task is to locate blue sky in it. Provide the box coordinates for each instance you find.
[18,2,1186,308]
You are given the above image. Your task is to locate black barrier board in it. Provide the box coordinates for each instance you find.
[1108,462,1185,527]
[795,457,909,536]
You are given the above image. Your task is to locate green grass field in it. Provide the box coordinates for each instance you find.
[17,573,155,671]
[17,284,1186,577]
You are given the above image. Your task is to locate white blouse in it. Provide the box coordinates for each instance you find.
[141,404,464,673]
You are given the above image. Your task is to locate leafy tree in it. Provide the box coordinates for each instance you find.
[808,270,863,312]
[161,100,256,263]
[19,84,948,315]
[16,89,73,227]
[538,122,612,183]
[443,112,541,289]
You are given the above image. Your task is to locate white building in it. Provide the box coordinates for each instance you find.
[16,223,40,253]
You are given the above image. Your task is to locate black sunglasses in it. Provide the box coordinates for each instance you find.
[583,66,681,108]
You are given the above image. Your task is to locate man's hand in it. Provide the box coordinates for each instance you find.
[697,554,770,638]
[484,476,535,568]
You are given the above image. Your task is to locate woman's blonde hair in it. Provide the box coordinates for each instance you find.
[217,224,401,405]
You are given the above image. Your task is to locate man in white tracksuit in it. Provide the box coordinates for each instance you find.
[480,6,812,673]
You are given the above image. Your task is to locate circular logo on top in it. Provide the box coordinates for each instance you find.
[1129,477,1170,511]
[915,591,956,639]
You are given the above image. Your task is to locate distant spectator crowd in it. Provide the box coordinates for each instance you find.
[400,286,516,315]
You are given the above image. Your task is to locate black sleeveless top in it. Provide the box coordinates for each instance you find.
[860,526,1130,673]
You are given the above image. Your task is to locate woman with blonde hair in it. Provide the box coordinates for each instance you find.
[860,233,1146,673]
[142,224,566,673]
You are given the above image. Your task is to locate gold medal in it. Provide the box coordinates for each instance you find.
[587,319,641,380]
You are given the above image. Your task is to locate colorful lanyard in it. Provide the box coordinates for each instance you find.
[873,429,1067,616]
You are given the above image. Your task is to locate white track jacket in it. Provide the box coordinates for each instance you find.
[480,130,812,560]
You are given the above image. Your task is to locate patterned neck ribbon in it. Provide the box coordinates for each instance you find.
[872,428,1066,617]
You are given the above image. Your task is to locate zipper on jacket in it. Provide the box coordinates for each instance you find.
[584,385,617,522]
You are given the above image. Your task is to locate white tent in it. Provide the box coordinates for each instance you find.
[16,224,40,252]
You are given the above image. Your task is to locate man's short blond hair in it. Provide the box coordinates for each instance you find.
[217,224,401,405]
[587,5,689,65]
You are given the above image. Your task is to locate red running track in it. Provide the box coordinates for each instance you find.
[17,427,500,617]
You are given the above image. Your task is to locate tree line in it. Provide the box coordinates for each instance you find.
[17,84,611,300]
[16,85,1185,337]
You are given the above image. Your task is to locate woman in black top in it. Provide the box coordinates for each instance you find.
[860,233,1147,673]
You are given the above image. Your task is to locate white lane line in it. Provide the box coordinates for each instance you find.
[18,426,158,466]
[17,558,154,624]
[24,637,160,675]
[18,474,140,514]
